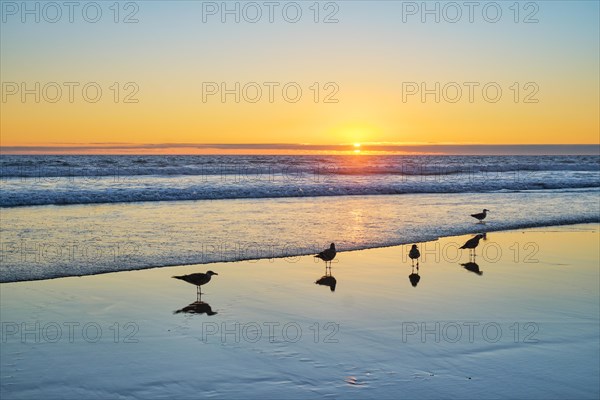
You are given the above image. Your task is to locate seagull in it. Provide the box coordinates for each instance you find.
[409,244,420,267]
[471,209,489,223]
[173,270,218,296]
[460,234,485,258]
[315,243,336,267]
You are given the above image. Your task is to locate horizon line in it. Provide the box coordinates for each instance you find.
[1,143,599,156]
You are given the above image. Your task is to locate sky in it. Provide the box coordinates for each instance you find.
[1,0,599,154]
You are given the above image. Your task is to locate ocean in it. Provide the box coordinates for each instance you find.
[1,154,599,282]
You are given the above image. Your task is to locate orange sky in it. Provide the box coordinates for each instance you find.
[1,1,598,154]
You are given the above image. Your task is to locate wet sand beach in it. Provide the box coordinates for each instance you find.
[1,224,599,399]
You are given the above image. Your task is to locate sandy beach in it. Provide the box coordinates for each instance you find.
[1,224,598,399]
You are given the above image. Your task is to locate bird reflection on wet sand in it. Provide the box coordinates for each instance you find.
[315,265,337,292]
[408,265,421,287]
[461,261,483,276]
[174,300,217,315]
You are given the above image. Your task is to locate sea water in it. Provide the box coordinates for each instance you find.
[1,155,599,282]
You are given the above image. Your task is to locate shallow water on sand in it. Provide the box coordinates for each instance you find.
[1,225,598,399]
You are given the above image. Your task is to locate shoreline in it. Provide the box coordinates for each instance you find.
[1,221,598,285]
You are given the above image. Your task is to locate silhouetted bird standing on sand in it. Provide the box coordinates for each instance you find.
[315,243,336,267]
[409,244,420,267]
[471,209,489,223]
[460,234,485,258]
[173,270,218,296]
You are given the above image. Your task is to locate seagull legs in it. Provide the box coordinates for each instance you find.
[469,249,477,262]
